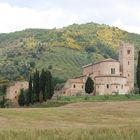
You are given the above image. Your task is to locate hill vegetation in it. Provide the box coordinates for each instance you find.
[0,22,140,84]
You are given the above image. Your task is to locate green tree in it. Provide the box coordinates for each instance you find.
[25,89,30,106]
[0,96,9,108]
[45,70,54,99]
[39,69,47,101]
[33,69,40,102]
[29,76,33,104]
[136,50,140,94]
[1,85,7,94]
[18,89,25,106]
[85,77,94,94]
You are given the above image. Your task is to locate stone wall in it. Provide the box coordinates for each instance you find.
[6,81,28,101]
[95,76,128,95]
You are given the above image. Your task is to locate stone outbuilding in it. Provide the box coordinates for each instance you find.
[6,81,28,103]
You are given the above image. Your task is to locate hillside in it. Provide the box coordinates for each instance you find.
[0,22,140,84]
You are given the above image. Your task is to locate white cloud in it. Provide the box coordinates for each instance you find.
[0,2,84,33]
[0,1,140,34]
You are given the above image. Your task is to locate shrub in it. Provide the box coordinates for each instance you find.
[57,96,62,100]
[48,65,53,69]
[76,92,82,96]
[125,94,131,99]
[84,96,89,101]
[104,95,109,100]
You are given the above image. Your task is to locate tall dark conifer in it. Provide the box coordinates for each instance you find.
[33,72,37,102]
[25,90,30,106]
[29,76,33,104]
[33,69,40,102]
[85,77,94,94]
[136,50,140,94]
[39,69,46,102]
[45,70,54,99]
[18,89,25,106]
[36,70,40,101]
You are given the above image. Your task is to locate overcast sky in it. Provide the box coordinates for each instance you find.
[0,0,140,34]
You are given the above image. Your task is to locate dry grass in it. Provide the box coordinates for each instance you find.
[0,101,140,139]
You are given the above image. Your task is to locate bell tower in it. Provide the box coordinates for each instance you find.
[119,42,134,90]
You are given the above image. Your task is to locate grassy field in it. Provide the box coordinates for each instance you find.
[57,94,140,102]
[30,94,140,108]
[0,100,140,139]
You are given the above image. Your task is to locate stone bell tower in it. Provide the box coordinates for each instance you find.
[119,42,134,90]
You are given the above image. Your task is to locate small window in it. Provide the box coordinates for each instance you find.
[15,91,17,93]
[98,86,99,88]
[82,85,83,89]
[128,61,130,65]
[107,84,109,89]
[128,74,130,77]
[15,96,17,99]
[73,85,76,88]
[111,68,115,74]
[121,85,123,89]
[116,86,118,88]
[127,50,130,54]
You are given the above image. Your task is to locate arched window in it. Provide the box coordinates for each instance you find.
[73,85,76,88]
[107,84,109,89]
[127,50,131,54]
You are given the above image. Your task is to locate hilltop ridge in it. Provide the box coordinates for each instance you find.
[0,22,140,84]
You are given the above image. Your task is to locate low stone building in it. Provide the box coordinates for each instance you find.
[6,81,28,103]
[61,42,134,95]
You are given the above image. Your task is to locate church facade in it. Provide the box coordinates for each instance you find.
[61,43,134,96]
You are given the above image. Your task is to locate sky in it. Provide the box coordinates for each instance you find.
[0,0,140,34]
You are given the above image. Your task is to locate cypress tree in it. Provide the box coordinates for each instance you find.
[0,96,9,108]
[29,76,33,104]
[36,70,40,101]
[39,69,47,101]
[136,50,140,94]
[85,77,94,94]
[25,90,30,106]
[0,96,6,108]
[49,72,54,99]
[1,85,7,95]
[45,70,50,100]
[33,69,40,102]
[33,72,37,102]
[45,70,54,99]
[18,89,25,106]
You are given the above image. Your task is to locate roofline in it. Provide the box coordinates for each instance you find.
[73,75,86,79]
[82,59,120,68]
[94,75,126,78]
[67,79,84,83]
[93,59,119,66]
[69,81,84,83]
[82,63,93,68]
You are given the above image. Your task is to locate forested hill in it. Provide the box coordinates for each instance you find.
[0,22,140,84]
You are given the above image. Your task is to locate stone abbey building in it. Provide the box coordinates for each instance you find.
[61,43,134,95]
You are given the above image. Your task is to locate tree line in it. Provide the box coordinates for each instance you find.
[18,69,54,106]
